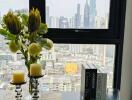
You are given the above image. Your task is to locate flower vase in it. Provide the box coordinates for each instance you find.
[29,77,33,95]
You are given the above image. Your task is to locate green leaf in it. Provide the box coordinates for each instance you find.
[21,14,28,26]
[38,23,48,35]
[37,38,53,50]
[0,29,16,40]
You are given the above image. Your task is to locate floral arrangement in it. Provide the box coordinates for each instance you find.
[0,8,53,93]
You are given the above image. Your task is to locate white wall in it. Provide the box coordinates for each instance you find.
[120,0,132,99]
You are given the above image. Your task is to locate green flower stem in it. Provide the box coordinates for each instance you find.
[29,32,37,43]
[19,39,29,67]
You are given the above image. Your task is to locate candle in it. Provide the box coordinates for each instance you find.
[12,70,25,83]
[30,64,42,76]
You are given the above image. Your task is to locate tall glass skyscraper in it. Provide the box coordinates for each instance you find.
[89,0,97,28]
[74,4,81,28]
[46,6,50,27]
[84,0,90,28]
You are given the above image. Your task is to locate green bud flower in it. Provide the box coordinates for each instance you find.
[9,40,21,53]
[28,43,42,57]
[3,11,22,35]
[28,8,41,33]
[38,23,48,34]
[42,39,53,50]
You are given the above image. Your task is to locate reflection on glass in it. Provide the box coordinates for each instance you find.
[46,0,110,29]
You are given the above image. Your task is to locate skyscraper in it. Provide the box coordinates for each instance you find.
[84,0,90,28]
[46,6,50,27]
[69,17,74,28]
[89,0,97,28]
[74,4,81,28]
[59,17,69,28]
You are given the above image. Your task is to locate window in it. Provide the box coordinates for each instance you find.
[46,0,110,29]
[30,0,126,91]
[0,0,126,99]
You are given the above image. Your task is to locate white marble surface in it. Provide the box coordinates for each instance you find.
[0,88,119,100]
[0,89,81,100]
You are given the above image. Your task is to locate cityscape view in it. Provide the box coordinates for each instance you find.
[0,0,115,99]
[46,0,110,29]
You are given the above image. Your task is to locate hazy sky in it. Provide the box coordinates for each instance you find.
[0,0,110,17]
[46,0,110,17]
[0,0,29,16]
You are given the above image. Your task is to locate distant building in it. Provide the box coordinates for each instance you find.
[59,16,69,28]
[74,4,81,28]
[69,44,82,53]
[46,6,50,27]
[49,16,55,28]
[84,0,90,28]
[14,8,28,14]
[69,17,74,28]
[89,0,97,28]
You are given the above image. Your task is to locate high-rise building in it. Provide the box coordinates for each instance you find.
[74,4,81,28]
[84,0,90,28]
[59,17,69,28]
[46,6,50,27]
[89,0,97,28]
[14,8,28,14]
[55,17,60,28]
[49,16,56,28]
[69,44,82,54]
[69,17,74,28]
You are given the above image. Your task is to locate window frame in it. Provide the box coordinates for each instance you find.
[30,0,127,90]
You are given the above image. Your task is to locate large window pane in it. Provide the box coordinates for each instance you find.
[40,44,115,93]
[46,0,110,29]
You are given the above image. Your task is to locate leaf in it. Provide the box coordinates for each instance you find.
[21,14,28,26]
[37,38,53,50]
[38,23,48,35]
[0,29,16,40]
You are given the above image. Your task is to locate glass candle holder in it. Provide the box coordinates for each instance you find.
[29,75,44,100]
[10,81,26,100]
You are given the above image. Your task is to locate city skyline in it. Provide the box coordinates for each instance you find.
[46,0,109,28]
[46,0,110,17]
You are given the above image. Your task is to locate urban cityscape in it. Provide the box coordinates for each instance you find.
[0,0,114,99]
[46,0,110,29]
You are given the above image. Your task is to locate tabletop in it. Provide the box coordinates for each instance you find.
[0,89,119,100]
